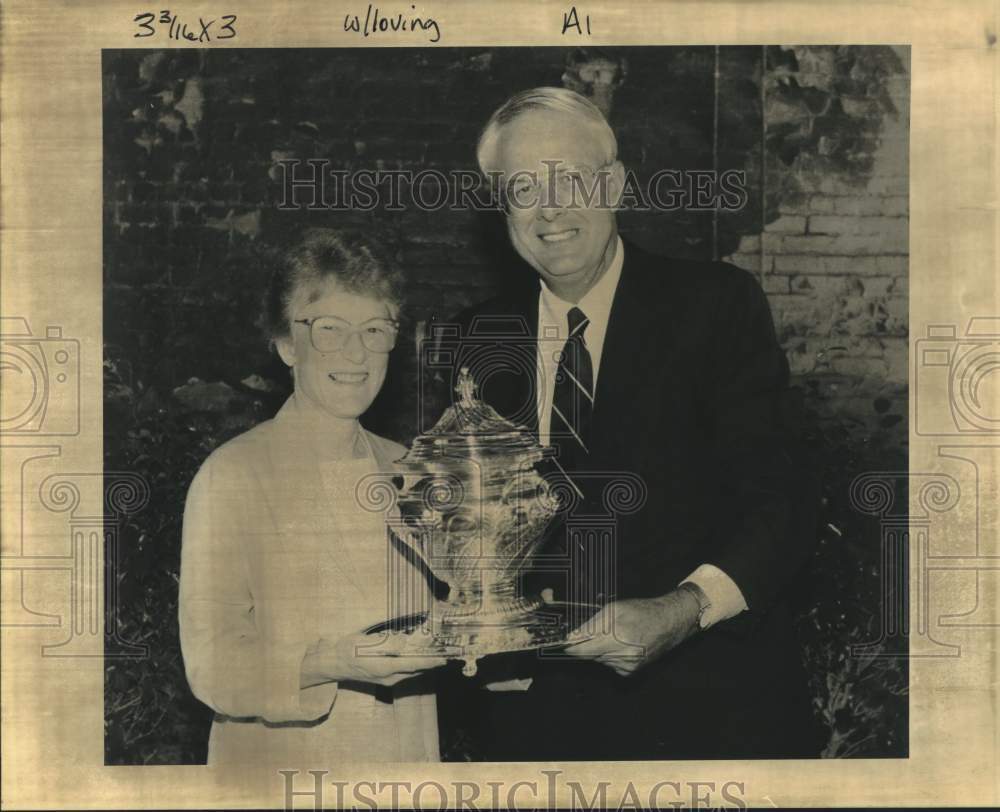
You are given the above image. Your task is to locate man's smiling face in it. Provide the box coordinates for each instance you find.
[495,109,622,301]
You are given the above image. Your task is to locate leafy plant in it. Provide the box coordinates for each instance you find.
[793,374,908,758]
[103,350,278,764]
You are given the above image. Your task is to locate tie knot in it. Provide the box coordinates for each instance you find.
[567,306,589,337]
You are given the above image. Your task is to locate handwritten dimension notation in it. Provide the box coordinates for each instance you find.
[133,10,237,41]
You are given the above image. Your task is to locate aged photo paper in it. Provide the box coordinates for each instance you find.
[2,0,998,808]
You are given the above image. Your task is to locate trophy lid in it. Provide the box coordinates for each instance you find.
[398,368,550,465]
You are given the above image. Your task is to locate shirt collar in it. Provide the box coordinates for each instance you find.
[538,236,624,331]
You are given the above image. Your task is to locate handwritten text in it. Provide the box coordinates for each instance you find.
[133,10,237,41]
[344,4,441,43]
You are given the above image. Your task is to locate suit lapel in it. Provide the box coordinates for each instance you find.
[590,242,675,457]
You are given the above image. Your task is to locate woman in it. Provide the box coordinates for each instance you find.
[179,229,445,766]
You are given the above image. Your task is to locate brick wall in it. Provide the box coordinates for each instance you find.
[104,45,908,444]
[724,45,909,435]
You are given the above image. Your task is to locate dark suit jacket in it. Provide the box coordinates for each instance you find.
[432,239,824,760]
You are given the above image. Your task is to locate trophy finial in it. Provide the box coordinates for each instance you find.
[456,367,478,405]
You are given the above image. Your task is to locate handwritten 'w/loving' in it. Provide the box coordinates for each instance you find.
[344,4,441,43]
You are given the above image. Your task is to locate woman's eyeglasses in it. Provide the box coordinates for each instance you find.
[292,316,400,354]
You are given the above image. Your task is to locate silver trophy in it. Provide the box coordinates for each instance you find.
[379,368,596,676]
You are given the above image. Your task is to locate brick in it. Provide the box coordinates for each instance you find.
[400,244,456,265]
[404,229,475,249]
[883,196,910,218]
[808,215,908,238]
[815,176,867,196]
[409,265,501,289]
[777,198,810,216]
[808,196,837,214]
[875,256,909,275]
[866,176,909,195]
[831,196,908,216]
[765,215,807,234]
[788,274,847,298]
[108,253,169,286]
[814,231,907,255]
[761,273,790,294]
[777,235,839,254]
[774,255,877,275]
[860,276,898,298]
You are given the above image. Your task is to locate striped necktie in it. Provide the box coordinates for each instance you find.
[549,306,593,485]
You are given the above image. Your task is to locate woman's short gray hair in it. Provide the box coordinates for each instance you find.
[476,87,618,174]
[262,228,404,345]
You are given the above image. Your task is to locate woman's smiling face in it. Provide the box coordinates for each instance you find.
[276,279,396,420]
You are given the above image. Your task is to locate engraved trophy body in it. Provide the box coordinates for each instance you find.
[383,368,595,675]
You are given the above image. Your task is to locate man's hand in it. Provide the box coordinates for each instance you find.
[561,588,702,676]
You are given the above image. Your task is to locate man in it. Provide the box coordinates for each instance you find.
[434,87,823,760]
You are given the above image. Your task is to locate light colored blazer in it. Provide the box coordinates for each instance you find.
[178,395,439,766]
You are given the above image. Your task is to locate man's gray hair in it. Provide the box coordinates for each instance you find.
[476,86,618,174]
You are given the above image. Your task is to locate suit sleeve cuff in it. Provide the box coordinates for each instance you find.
[485,677,533,692]
[681,564,749,629]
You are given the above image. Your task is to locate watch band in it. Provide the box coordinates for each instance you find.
[676,581,713,630]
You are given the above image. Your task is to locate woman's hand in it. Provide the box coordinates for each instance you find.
[301,632,447,689]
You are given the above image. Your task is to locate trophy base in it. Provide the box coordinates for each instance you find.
[364,600,601,676]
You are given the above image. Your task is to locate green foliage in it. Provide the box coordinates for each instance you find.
[794,379,908,758]
[103,350,281,764]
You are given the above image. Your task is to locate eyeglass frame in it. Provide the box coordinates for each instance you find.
[291,315,401,354]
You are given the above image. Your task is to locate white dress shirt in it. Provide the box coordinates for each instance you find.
[535,236,748,628]
[536,236,624,446]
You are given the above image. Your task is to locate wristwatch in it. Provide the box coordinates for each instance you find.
[676,581,713,630]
